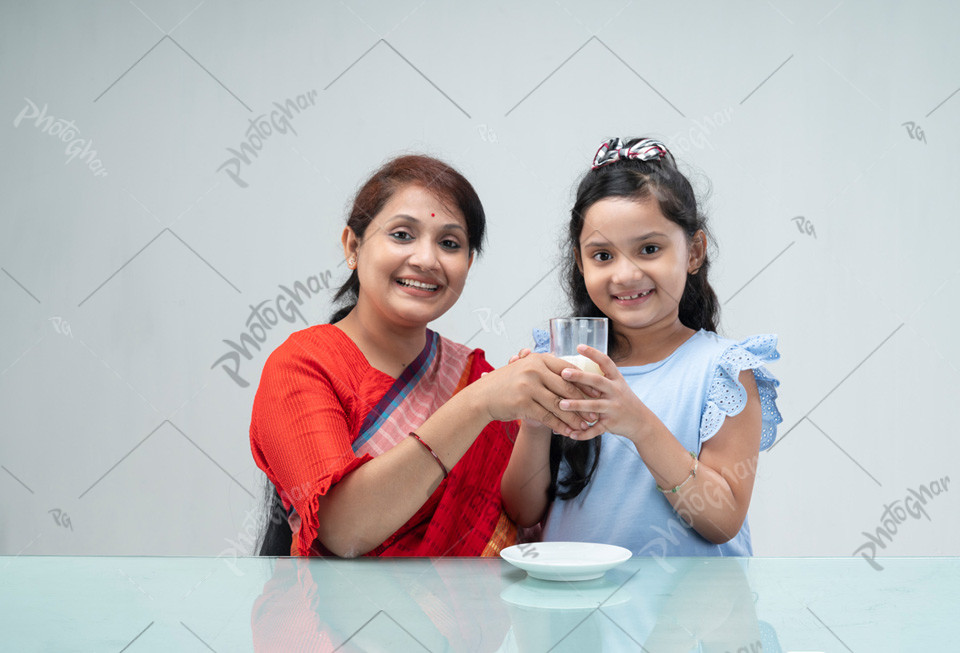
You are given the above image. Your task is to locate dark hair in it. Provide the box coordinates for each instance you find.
[258,154,486,556]
[258,483,292,556]
[551,137,720,501]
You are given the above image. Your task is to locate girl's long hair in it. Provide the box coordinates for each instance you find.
[551,138,719,501]
[258,154,486,555]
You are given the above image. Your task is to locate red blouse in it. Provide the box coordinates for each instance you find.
[250,324,516,556]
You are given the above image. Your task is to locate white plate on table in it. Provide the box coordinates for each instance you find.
[500,542,632,582]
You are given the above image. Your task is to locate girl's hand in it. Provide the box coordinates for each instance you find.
[508,348,532,365]
[507,348,602,428]
[473,353,596,436]
[481,348,530,378]
[555,344,648,441]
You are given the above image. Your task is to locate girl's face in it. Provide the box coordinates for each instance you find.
[345,184,473,330]
[578,195,703,334]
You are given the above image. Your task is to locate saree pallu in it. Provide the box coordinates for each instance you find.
[266,327,517,557]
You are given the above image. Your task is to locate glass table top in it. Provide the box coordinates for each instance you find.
[1,555,957,651]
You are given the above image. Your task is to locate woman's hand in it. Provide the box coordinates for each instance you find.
[473,353,595,437]
[553,344,649,441]
[527,349,603,424]
[506,348,542,428]
[506,348,603,430]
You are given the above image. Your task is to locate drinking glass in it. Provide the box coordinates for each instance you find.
[549,317,608,375]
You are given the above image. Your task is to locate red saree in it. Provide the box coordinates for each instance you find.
[250,324,517,556]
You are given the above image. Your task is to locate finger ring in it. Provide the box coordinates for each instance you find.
[585,419,598,427]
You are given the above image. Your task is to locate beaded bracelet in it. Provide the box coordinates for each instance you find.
[409,432,449,479]
[656,451,698,494]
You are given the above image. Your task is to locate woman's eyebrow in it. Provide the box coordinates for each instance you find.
[388,214,466,233]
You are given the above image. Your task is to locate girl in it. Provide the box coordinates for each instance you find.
[501,138,782,555]
[252,154,589,558]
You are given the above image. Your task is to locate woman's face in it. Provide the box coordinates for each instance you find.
[346,184,473,330]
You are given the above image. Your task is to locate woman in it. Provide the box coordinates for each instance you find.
[252,154,588,557]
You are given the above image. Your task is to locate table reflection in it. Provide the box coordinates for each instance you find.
[251,557,512,652]
[498,559,782,652]
[250,557,783,652]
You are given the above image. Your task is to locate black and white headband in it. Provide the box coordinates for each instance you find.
[591,138,668,170]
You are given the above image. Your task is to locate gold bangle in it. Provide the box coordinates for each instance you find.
[656,451,698,494]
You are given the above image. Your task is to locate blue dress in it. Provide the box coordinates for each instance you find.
[537,329,782,556]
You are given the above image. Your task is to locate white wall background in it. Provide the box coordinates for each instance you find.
[1,0,958,562]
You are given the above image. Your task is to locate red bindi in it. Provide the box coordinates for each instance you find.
[431,213,435,217]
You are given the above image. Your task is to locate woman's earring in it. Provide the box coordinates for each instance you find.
[347,256,357,269]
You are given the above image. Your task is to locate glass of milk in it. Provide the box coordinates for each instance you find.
[549,317,608,375]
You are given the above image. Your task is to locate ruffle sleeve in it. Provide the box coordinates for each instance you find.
[532,328,550,354]
[700,334,782,451]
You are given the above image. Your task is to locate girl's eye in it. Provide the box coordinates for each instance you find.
[592,251,612,262]
[440,239,462,250]
[641,245,660,255]
[390,230,413,241]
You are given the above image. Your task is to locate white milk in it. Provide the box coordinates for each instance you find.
[559,354,603,375]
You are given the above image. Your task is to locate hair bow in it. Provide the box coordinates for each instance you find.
[591,138,668,169]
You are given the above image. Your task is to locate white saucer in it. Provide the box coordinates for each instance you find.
[500,542,632,582]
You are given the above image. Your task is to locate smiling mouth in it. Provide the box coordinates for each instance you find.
[614,289,653,301]
[396,278,440,291]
